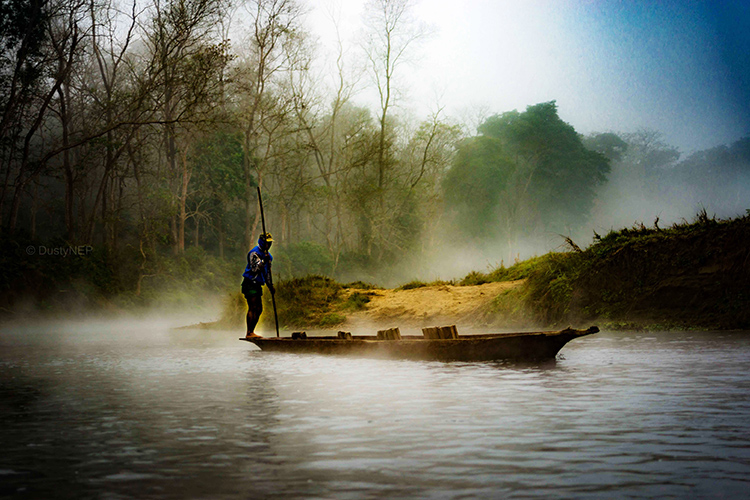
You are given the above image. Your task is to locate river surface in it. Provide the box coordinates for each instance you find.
[1,321,750,499]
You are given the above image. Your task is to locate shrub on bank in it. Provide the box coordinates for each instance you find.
[458,255,549,286]
[521,212,750,329]
[263,275,344,329]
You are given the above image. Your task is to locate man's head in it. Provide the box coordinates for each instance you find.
[258,232,273,251]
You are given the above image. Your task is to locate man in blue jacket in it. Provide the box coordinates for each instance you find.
[242,232,275,338]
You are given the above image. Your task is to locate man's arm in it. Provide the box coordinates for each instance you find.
[264,256,275,294]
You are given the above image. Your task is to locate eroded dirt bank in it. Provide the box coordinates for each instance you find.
[339,281,530,334]
[202,214,750,334]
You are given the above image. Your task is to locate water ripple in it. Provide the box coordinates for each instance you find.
[1,328,749,498]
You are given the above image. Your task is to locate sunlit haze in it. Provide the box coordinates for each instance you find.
[307,0,750,153]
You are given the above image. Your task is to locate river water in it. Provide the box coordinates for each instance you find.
[1,321,749,499]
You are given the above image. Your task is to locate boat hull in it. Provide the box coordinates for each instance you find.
[239,327,599,362]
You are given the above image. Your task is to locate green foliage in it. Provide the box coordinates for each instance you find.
[396,279,452,290]
[523,253,581,324]
[397,280,429,290]
[274,241,334,279]
[444,101,611,244]
[459,271,489,286]
[193,130,247,201]
[136,246,237,309]
[270,275,344,328]
[484,287,535,327]
[343,281,382,290]
[0,0,48,105]
[318,313,346,327]
[442,136,512,239]
[582,132,628,162]
[488,255,549,282]
[518,212,750,328]
[343,292,372,311]
[491,102,610,228]
[189,129,247,251]
[336,250,381,285]
[458,255,549,285]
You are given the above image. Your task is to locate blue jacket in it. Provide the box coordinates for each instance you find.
[243,245,273,286]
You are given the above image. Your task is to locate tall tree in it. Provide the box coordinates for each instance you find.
[231,0,303,250]
[284,10,368,270]
[79,0,142,247]
[0,0,48,201]
[445,101,611,257]
[361,0,426,255]
[398,108,461,254]
[146,0,227,253]
[1,0,87,234]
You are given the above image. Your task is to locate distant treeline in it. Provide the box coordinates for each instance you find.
[2,0,749,309]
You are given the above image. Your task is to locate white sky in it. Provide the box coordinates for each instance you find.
[303,0,750,154]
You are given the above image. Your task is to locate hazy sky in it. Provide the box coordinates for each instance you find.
[306,0,750,154]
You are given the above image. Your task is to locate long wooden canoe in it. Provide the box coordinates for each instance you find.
[239,326,599,362]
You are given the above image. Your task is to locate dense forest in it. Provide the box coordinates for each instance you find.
[2,0,749,313]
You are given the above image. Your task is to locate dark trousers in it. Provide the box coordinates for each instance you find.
[242,278,263,333]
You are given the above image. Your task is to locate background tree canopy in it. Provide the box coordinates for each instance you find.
[443,102,610,255]
[1,0,749,307]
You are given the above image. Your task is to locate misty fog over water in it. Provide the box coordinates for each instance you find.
[2,322,750,499]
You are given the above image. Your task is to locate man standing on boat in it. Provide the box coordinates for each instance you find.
[242,233,275,338]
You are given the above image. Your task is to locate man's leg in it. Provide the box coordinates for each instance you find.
[245,294,263,337]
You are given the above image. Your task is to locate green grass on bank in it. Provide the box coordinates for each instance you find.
[253,212,750,330]
[260,275,345,329]
[393,256,548,291]
[459,255,551,286]
[395,279,453,290]
[390,211,750,330]
[520,211,750,329]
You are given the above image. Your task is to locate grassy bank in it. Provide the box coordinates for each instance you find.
[519,212,750,329]
[253,212,750,331]
[207,276,372,331]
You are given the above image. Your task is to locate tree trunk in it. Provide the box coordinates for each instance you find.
[7,181,23,232]
[177,147,190,254]
[0,151,15,228]
[218,220,224,259]
[57,85,75,240]
[113,175,124,254]
[242,133,254,250]
[84,165,109,244]
[30,182,38,240]
[101,170,108,248]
